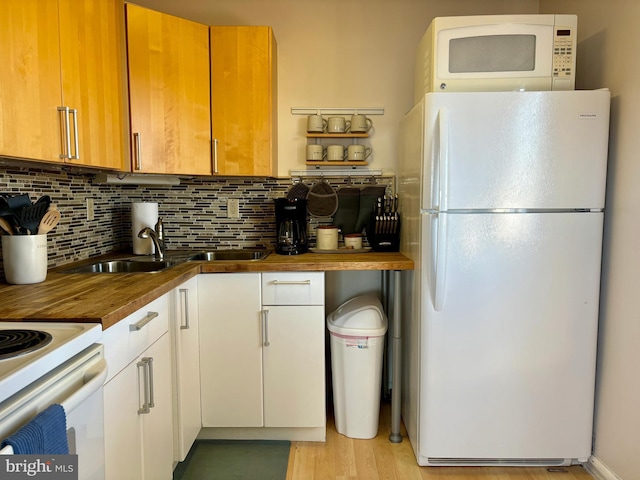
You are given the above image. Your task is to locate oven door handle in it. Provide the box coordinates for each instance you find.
[61,358,108,414]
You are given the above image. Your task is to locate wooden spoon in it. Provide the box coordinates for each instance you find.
[37,209,61,235]
[0,217,14,235]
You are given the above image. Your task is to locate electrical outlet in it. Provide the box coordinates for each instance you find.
[228,198,240,218]
[86,198,95,221]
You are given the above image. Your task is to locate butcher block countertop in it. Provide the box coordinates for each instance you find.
[0,251,413,329]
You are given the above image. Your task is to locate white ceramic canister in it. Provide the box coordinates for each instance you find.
[316,225,339,250]
[2,234,48,284]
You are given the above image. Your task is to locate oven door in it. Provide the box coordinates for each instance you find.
[0,344,107,480]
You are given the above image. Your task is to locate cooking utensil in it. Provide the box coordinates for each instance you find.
[0,217,14,235]
[18,201,49,235]
[37,208,61,235]
[5,194,31,211]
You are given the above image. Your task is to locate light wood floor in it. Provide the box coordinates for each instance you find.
[285,402,593,480]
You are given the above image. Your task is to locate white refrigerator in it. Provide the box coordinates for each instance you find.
[397,90,610,466]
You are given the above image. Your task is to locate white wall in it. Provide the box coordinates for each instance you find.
[133,0,537,178]
[539,2,640,479]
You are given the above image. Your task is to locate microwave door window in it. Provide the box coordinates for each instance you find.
[449,35,536,73]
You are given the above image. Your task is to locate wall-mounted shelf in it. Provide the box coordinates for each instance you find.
[306,133,369,139]
[306,161,368,167]
[292,107,384,116]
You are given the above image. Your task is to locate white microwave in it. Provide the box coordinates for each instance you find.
[414,14,577,103]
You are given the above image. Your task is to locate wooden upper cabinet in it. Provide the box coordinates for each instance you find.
[0,0,128,170]
[211,26,278,177]
[126,4,212,175]
[58,0,128,170]
[0,0,64,163]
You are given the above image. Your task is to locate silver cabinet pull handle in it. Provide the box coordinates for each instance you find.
[129,311,159,331]
[133,132,142,170]
[57,106,71,159]
[137,358,151,414]
[179,288,190,330]
[69,108,79,159]
[213,138,219,174]
[262,309,270,347]
[146,357,155,408]
[272,280,311,285]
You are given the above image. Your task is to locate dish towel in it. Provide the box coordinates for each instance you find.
[332,187,361,235]
[0,404,69,454]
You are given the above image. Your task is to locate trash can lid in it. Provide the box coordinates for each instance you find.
[327,295,388,337]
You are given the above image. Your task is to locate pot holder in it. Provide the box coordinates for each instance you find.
[307,180,338,217]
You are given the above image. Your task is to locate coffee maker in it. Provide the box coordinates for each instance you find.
[275,198,308,255]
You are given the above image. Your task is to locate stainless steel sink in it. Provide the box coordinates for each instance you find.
[188,249,270,261]
[61,260,173,274]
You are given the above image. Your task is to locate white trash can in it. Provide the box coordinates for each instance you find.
[327,295,388,439]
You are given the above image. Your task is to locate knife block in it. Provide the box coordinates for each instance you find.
[366,213,401,252]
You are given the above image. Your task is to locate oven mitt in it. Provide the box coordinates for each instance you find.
[355,185,386,235]
[332,187,360,235]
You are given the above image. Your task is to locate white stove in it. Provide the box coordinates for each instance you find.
[0,322,102,403]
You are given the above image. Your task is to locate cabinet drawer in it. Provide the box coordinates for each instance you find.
[262,272,324,306]
[102,293,169,382]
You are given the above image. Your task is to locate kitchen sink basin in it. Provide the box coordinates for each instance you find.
[61,260,173,274]
[188,249,270,261]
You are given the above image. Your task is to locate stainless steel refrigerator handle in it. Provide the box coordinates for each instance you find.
[262,309,270,347]
[137,358,151,414]
[129,311,159,331]
[133,132,142,170]
[179,288,190,330]
[213,138,219,173]
[69,108,79,159]
[57,106,71,159]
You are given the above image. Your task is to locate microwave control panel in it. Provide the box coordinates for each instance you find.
[552,28,575,78]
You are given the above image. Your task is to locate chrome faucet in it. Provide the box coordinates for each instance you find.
[138,217,166,259]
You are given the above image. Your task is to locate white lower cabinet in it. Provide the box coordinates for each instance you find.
[103,294,173,480]
[198,272,326,440]
[170,277,202,462]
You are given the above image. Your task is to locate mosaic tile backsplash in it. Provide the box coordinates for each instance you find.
[0,164,394,280]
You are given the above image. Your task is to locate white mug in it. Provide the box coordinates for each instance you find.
[327,116,350,133]
[347,144,372,161]
[326,144,346,161]
[316,225,339,250]
[350,114,373,133]
[306,144,326,161]
[307,115,327,133]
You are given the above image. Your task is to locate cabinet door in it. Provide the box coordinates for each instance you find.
[210,26,277,176]
[198,274,263,427]
[126,4,211,175]
[141,334,173,480]
[104,357,143,480]
[0,0,63,162]
[171,277,201,461]
[263,305,326,427]
[58,0,128,170]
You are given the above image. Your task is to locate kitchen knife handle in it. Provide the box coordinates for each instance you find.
[58,106,71,159]
[133,132,142,170]
[179,288,190,330]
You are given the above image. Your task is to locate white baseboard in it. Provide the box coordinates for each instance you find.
[585,456,622,480]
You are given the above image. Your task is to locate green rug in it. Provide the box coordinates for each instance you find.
[173,440,290,480]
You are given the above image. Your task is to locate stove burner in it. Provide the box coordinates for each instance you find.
[0,330,53,360]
